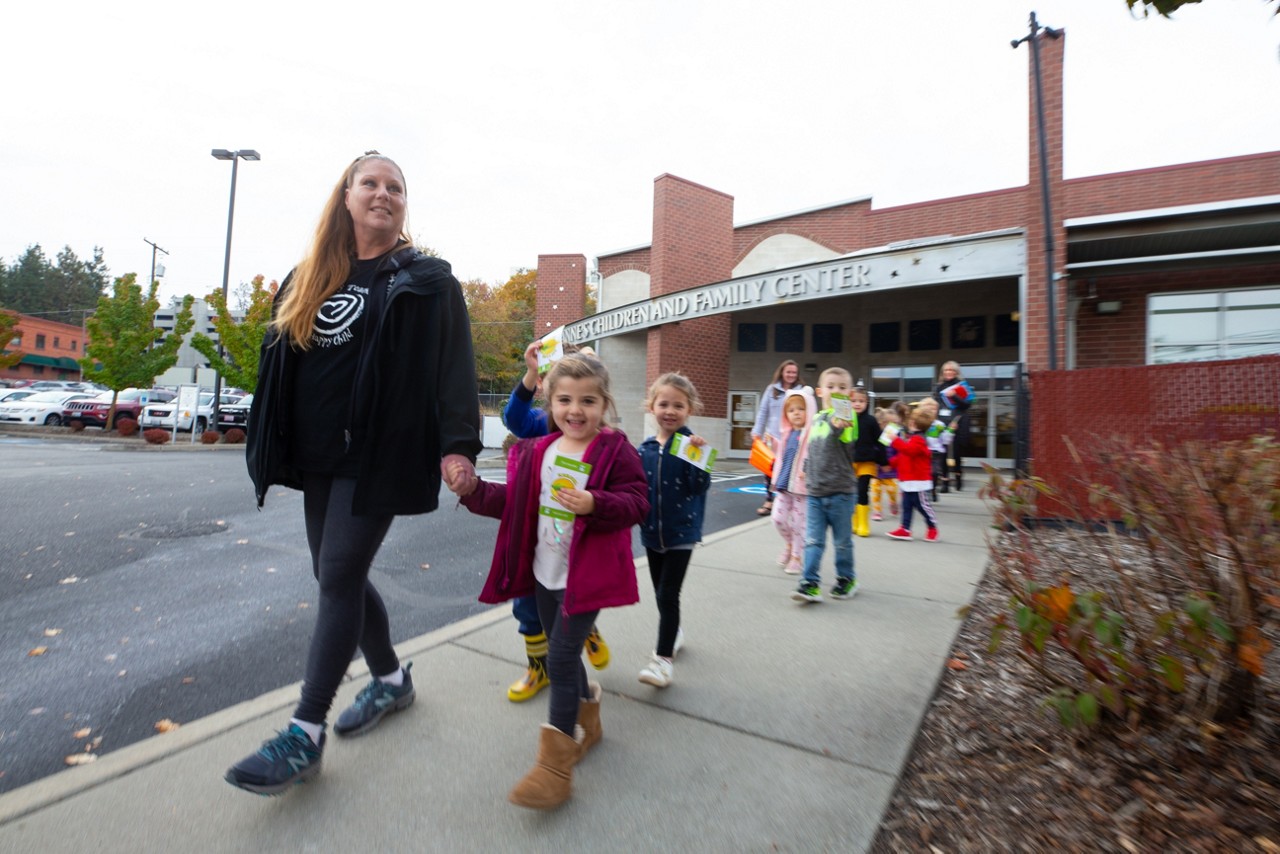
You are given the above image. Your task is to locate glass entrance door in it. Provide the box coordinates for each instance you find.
[727,391,759,457]
[960,393,1015,469]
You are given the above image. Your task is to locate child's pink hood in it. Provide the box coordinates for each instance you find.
[771,388,817,495]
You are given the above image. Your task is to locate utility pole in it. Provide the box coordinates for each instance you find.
[144,238,169,289]
[1012,12,1062,371]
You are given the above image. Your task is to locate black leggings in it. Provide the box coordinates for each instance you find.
[535,583,599,736]
[294,474,398,725]
[857,473,872,505]
[646,547,693,658]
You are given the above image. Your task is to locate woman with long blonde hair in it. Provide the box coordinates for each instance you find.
[229,152,482,795]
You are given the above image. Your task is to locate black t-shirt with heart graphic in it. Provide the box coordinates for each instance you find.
[290,258,380,475]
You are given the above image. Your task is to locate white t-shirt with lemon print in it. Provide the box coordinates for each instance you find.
[533,439,589,590]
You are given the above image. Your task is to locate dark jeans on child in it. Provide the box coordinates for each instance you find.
[534,583,599,736]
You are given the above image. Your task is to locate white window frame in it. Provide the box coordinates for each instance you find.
[1147,285,1280,365]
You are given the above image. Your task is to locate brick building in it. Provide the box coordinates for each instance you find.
[1,312,86,383]
[535,31,1280,467]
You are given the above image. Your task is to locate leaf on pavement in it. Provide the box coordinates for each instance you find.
[44,628,62,637]
[181,676,195,684]
[73,728,92,739]
[29,707,46,716]
[64,531,75,537]
[236,539,249,545]
[298,602,309,609]
[28,646,48,657]
[59,576,79,585]
[154,719,180,733]
[420,563,431,570]
[64,753,97,766]
[946,658,968,670]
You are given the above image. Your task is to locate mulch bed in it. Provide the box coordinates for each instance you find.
[870,530,1280,853]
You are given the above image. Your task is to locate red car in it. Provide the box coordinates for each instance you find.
[63,388,176,429]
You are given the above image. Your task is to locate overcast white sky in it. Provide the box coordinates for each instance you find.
[3,1,1278,306]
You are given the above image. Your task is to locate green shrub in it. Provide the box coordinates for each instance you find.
[982,435,1278,731]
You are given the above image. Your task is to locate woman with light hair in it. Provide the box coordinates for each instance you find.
[228,152,482,795]
[931,360,974,492]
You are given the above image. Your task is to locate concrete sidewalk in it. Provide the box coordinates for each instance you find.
[0,486,992,853]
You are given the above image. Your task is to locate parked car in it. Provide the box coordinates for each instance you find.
[0,391,95,425]
[62,388,176,429]
[0,390,36,404]
[216,393,253,434]
[140,392,243,433]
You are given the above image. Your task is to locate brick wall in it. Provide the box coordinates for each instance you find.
[534,254,587,337]
[1064,152,1280,217]
[2,312,86,382]
[1073,263,1280,368]
[647,174,736,418]
[1023,30,1067,374]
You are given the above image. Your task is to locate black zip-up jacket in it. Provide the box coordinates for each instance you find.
[247,247,482,515]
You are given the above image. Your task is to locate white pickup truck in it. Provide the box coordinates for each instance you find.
[140,392,243,434]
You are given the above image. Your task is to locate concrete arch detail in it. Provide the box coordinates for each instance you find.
[733,233,841,278]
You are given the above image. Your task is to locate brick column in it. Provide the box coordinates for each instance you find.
[534,254,587,336]
[1025,29,1067,371]
[647,175,735,417]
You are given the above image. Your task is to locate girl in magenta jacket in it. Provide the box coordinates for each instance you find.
[456,355,648,810]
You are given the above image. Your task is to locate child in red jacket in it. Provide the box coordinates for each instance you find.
[452,355,648,810]
[885,405,940,542]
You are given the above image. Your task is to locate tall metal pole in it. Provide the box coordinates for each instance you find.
[212,157,240,425]
[1013,11,1060,371]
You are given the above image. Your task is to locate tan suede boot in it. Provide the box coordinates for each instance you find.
[576,681,603,763]
[508,724,582,810]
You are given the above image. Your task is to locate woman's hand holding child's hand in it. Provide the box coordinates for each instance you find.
[441,455,477,496]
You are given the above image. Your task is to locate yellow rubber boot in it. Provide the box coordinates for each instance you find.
[584,626,610,670]
[853,504,871,537]
[508,632,550,702]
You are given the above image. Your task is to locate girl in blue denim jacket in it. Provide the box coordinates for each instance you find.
[637,373,711,689]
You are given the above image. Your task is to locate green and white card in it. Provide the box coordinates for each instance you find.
[669,434,717,472]
[540,454,592,521]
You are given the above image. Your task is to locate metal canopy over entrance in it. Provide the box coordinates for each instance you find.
[1065,195,1280,275]
[564,231,1025,345]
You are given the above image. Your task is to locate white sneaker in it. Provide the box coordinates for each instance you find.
[672,627,685,658]
[638,654,673,688]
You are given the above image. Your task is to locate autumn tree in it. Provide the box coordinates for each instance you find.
[0,308,22,370]
[190,275,277,395]
[80,273,194,431]
[465,268,536,395]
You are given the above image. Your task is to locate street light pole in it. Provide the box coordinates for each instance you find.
[209,148,260,425]
[143,238,168,289]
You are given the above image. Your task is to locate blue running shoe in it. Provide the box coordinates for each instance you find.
[225,723,324,795]
[334,662,415,737]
